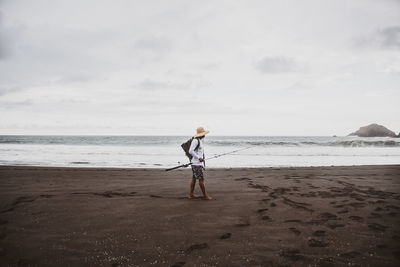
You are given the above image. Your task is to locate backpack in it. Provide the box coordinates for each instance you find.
[181,137,200,160]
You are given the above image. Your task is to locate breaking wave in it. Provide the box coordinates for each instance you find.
[207,140,400,147]
[1,135,399,147]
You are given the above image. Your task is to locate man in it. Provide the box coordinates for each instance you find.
[189,127,212,200]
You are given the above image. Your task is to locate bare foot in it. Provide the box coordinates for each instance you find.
[189,195,197,199]
[204,195,212,200]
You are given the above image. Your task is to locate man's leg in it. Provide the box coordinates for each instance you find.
[189,178,196,198]
[199,179,212,200]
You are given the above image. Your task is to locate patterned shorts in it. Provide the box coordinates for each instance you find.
[191,165,204,180]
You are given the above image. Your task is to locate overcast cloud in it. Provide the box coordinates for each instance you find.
[0,0,399,136]
[256,56,302,74]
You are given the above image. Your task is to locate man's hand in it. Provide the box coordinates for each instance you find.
[199,157,204,162]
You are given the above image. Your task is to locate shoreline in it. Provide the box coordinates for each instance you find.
[1,163,400,170]
[1,165,399,266]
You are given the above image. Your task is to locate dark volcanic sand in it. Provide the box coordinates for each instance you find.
[0,165,399,266]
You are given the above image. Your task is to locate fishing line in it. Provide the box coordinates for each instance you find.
[165,146,252,171]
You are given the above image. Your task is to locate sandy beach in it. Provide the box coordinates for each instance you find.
[0,165,399,266]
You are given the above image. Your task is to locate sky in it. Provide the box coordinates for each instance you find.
[0,0,399,136]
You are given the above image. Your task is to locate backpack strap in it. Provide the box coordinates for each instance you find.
[195,137,205,167]
[194,137,201,151]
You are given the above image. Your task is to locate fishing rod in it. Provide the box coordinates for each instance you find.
[165,146,252,171]
[206,146,252,161]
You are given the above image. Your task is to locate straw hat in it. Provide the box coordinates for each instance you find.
[194,126,210,138]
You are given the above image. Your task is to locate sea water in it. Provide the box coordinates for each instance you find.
[0,135,399,168]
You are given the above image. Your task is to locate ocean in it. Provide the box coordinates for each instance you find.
[0,135,399,168]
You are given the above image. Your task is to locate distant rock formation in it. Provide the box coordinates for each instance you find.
[349,123,398,137]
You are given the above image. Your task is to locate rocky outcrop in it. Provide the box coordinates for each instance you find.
[349,123,397,137]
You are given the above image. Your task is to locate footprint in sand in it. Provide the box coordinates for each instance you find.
[185,243,208,254]
[349,216,363,221]
[308,238,328,247]
[248,183,269,192]
[282,197,313,212]
[274,187,292,195]
[385,205,400,210]
[309,185,320,189]
[234,222,250,227]
[280,248,306,261]
[337,209,348,214]
[369,212,382,218]
[170,261,186,267]
[94,191,137,198]
[312,230,326,237]
[12,195,38,206]
[339,251,360,259]
[235,177,251,181]
[316,257,335,267]
[327,223,345,229]
[261,215,272,221]
[1,195,38,213]
[40,194,54,198]
[289,228,301,235]
[284,219,302,223]
[220,233,232,239]
[269,192,278,199]
[344,202,366,208]
[257,208,268,213]
[319,212,338,220]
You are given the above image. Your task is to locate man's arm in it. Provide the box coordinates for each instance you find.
[189,138,200,161]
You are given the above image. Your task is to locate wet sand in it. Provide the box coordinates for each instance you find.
[0,165,399,266]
